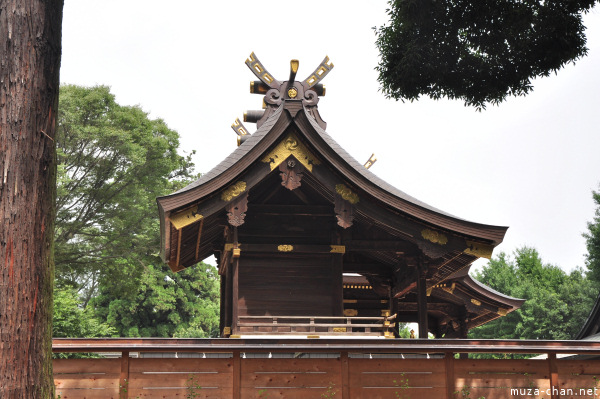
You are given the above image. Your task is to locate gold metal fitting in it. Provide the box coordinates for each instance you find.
[290,59,299,74]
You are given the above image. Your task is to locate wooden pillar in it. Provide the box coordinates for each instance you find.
[548,353,560,399]
[119,351,130,399]
[332,253,344,316]
[341,351,350,398]
[232,258,240,335]
[391,295,399,337]
[219,274,225,336]
[458,310,469,359]
[224,257,233,334]
[444,353,455,399]
[417,263,428,339]
[233,350,241,399]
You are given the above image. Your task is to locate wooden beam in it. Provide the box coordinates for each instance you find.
[233,350,241,399]
[232,258,240,335]
[119,351,129,399]
[246,203,333,216]
[417,265,428,339]
[223,243,345,254]
[398,302,462,317]
[444,353,455,399]
[333,254,344,316]
[548,353,560,399]
[343,262,392,276]
[344,240,416,253]
[341,352,350,398]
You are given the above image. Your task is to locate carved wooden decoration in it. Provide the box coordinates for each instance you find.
[245,53,331,129]
[226,192,248,227]
[279,157,304,190]
[334,195,354,229]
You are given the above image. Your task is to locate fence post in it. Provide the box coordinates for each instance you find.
[233,350,241,399]
[119,351,130,399]
[445,352,455,399]
[341,351,350,398]
[548,353,560,399]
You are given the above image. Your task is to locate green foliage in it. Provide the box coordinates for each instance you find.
[394,373,410,399]
[53,286,116,359]
[471,247,596,341]
[375,0,598,109]
[398,323,412,339]
[93,262,220,338]
[54,85,220,338]
[584,187,600,286]
[55,84,195,304]
[53,286,116,338]
[321,382,337,398]
[186,375,202,398]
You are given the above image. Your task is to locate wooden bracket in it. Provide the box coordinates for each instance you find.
[279,157,304,190]
[334,195,354,229]
[226,192,248,227]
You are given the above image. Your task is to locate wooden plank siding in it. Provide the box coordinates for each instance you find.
[237,254,339,321]
[53,339,600,398]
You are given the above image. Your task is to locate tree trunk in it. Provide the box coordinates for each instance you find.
[0,1,63,397]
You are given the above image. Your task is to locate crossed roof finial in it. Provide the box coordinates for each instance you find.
[232,52,333,144]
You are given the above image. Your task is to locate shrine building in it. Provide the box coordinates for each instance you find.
[156,53,524,339]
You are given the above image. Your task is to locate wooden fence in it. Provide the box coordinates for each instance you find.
[53,338,600,399]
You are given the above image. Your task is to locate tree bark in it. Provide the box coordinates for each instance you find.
[0,1,63,397]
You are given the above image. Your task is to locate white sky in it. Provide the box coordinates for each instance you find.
[60,1,600,272]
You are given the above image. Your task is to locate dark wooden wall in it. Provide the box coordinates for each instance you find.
[237,254,341,318]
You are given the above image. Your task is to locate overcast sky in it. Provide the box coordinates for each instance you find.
[60,1,600,271]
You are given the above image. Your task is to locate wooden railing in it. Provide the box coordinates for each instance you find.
[53,338,600,399]
[236,315,395,336]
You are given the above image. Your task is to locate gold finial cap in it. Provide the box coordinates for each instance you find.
[290,59,299,74]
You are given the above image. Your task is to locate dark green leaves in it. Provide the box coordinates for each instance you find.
[54,85,220,338]
[471,247,596,341]
[584,187,600,285]
[375,0,597,108]
[55,85,195,301]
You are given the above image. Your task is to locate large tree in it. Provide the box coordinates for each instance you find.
[54,85,220,338]
[584,186,600,286]
[92,262,220,338]
[375,0,598,109]
[471,247,596,341]
[55,85,195,304]
[0,1,64,397]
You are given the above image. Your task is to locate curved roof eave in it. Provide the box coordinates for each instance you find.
[157,101,508,245]
[293,107,508,244]
[459,274,525,310]
[156,104,288,214]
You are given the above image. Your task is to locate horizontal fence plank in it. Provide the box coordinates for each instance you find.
[349,358,445,373]
[53,358,120,374]
[54,374,120,389]
[349,371,446,388]
[241,371,341,388]
[455,376,550,389]
[240,386,339,398]
[241,358,341,373]
[460,387,547,399]
[557,359,600,375]
[129,357,233,373]
[454,358,549,374]
[128,372,232,389]
[349,386,445,399]
[127,387,231,398]
[54,388,119,399]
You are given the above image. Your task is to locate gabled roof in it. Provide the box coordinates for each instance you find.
[157,100,507,262]
[157,54,509,278]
